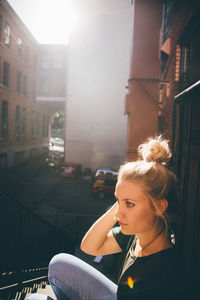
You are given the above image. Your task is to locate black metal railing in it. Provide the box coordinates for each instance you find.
[38,212,100,244]
[0,188,75,276]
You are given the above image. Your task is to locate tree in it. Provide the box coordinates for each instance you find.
[52,111,65,130]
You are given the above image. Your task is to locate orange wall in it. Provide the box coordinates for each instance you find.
[126,0,162,161]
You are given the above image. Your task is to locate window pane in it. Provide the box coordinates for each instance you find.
[1,101,8,138]
[46,115,49,137]
[40,54,50,69]
[3,61,9,87]
[32,80,36,101]
[22,107,26,138]
[39,77,48,94]
[31,110,35,138]
[4,22,11,46]
[17,37,23,60]
[24,46,29,64]
[0,15,2,41]
[43,115,45,137]
[15,105,20,139]
[17,71,22,93]
[36,112,39,136]
[53,57,63,69]
[23,75,28,96]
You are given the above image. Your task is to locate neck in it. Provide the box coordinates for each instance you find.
[136,226,171,256]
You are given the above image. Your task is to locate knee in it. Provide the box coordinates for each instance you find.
[48,253,73,280]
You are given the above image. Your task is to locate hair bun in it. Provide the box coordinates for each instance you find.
[138,135,172,165]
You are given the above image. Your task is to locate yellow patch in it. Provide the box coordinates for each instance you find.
[126,276,134,289]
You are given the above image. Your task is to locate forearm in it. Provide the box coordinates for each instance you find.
[80,202,118,255]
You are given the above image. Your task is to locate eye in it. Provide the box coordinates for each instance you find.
[125,201,135,208]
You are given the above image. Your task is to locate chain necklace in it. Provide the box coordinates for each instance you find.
[119,226,165,282]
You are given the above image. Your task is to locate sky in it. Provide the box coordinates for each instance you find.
[7,0,80,44]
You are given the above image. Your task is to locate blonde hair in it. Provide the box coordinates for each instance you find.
[118,135,178,234]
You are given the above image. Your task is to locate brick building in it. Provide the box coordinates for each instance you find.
[36,44,67,117]
[160,0,200,286]
[0,0,67,170]
[126,0,200,287]
[125,0,162,161]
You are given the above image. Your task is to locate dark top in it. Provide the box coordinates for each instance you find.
[112,227,189,300]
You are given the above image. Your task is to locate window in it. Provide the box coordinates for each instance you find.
[178,12,200,90]
[31,110,35,138]
[23,75,28,96]
[46,115,49,137]
[32,80,36,101]
[15,105,20,139]
[36,112,39,137]
[17,38,23,60]
[33,55,37,71]
[179,45,190,90]
[162,0,174,44]
[17,71,22,93]
[22,107,26,138]
[3,61,9,87]
[1,101,8,138]
[4,22,11,46]
[24,46,29,64]
[40,54,50,69]
[42,115,46,137]
[39,77,48,94]
[53,57,63,69]
[0,15,2,41]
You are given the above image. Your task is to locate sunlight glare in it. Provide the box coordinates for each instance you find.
[9,0,80,44]
[37,0,80,44]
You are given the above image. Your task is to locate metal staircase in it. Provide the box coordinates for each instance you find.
[0,188,75,300]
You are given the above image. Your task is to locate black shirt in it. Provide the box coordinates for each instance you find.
[112,227,189,300]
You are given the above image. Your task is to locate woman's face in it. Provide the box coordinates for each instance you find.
[115,180,158,235]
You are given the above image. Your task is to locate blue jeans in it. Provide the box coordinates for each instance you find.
[27,253,117,300]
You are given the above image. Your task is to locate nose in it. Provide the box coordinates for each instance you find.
[115,202,125,219]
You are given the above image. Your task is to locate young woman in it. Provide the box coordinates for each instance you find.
[28,136,187,300]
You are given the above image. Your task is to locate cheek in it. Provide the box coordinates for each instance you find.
[128,206,156,229]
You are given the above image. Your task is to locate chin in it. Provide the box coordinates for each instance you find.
[121,227,134,235]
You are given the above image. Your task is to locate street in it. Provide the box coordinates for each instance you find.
[0,150,115,239]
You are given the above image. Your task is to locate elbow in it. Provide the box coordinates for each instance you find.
[80,240,87,253]
[80,240,91,255]
[80,240,99,256]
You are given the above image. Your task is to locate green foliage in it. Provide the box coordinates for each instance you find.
[52,111,65,129]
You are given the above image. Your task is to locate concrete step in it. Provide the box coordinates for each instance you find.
[25,284,56,299]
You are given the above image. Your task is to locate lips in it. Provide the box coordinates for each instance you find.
[119,222,127,227]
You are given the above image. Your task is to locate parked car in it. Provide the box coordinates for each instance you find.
[91,168,118,199]
[91,177,117,199]
[93,168,118,178]
[61,162,82,178]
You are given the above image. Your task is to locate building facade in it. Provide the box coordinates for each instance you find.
[0,0,67,170]
[36,44,67,118]
[159,0,200,286]
[126,0,200,287]
[125,0,162,161]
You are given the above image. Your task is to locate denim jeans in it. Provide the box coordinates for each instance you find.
[27,253,117,300]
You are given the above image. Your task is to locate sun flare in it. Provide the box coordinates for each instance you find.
[8,0,80,44]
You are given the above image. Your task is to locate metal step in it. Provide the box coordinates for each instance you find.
[25,284,56,299]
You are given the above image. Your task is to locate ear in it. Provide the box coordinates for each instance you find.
[155,199,168,216]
